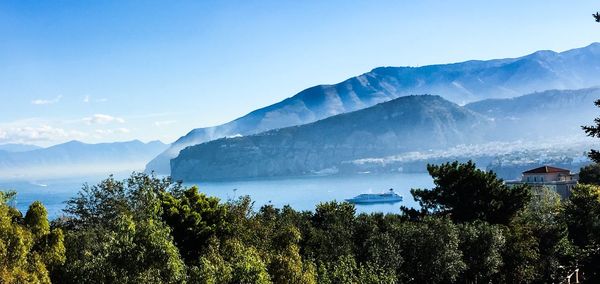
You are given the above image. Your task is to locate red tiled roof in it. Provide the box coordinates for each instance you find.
[523,166,570,174]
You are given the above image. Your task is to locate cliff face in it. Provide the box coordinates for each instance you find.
[149,43,600,174]
[171,95,491,181]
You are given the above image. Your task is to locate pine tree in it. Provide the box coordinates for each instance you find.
[582,100,600,163]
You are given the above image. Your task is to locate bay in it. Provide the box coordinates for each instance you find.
[1,173,433,219]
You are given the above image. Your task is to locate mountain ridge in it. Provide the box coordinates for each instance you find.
[172,87,600,181]
[148,42,600,174]
[171,95,491,181]
[465,87,600,140]
[0,143,43,152]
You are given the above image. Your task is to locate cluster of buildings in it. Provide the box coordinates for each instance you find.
[506,165,579,198]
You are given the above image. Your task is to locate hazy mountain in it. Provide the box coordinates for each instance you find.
[0,143,43,152]
[172,87,600,181]
[465,87,600,140]
[171,95,491,181]
[148,43,600,174]
[332,88,600,178]
[0,140,167,180]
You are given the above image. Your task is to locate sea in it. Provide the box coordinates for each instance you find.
[0,173,433,219]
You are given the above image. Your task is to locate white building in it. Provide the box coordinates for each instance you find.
[506,166,578,198]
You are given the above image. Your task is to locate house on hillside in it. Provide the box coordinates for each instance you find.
[506,166,578,198]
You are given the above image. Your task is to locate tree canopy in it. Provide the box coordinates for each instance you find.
[0,191,65,283]
[408,160,531,224]
[3,159,600,283]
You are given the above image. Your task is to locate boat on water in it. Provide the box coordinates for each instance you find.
[345,188,403,204]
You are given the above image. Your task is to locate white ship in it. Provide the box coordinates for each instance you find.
[345,188,403,204]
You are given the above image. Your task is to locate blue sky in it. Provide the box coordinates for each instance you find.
[0,0,598,146]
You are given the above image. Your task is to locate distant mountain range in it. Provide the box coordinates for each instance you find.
[0,140,167,180]
[149,43,600,174]
[465,87,600,140]
[3,43,598,180]
[0,143,42,152]
[172,88,600,181]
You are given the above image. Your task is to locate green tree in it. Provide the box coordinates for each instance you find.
[267,226,316,284]
[193,239,233,284]
[224,195,257,243]
[326,255,359,284]
[220,240,272,284]
[25,201,66,277]
[0,192,64,284]
[352,213,403,278]
[524,187,574,281]
[579,163,600,185]
[498,187,575,283]
[63,176,128,229]
[395,216,466,283]
[161,186,229,264]
[58,213,186,283]
[56,173,186,283]
[583,99,600,163]
[305,201,355,263]
[500,221,539,284]
[41,228,66,275]
[195,238,272,284]
[25,201,50,239]
[563,184,600,281]
[250,204,280,257]
[320,255,396,284]
[458,221,505,284]
[564,184,600,247]
[316,262,332,284]
[409,161,531,224]
[355,262,396,284]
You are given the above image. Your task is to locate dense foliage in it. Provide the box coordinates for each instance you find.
[579,163,600,185]
[1,160,600,283]
[0,192,65,283]
[407,161,531,224]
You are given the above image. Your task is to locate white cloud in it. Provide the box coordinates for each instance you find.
[83,95,90,103]
[32,95,63,105]
[0,117,136,146]
[83,114,125,125]
[154,120,177,127]
[0,125,87,144]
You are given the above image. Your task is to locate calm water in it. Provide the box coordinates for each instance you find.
[1,173,433,219]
